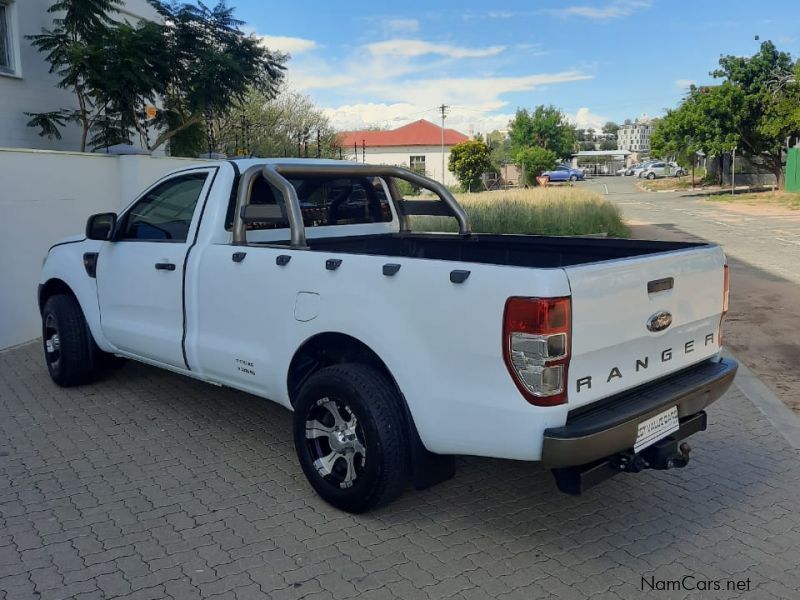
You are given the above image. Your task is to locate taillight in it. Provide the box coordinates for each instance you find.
[719,263,730,346]
[503,297,571,406]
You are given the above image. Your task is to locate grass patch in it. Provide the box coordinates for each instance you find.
[639,176,698,191]
[410,187,629,237]
[706,190,800,209]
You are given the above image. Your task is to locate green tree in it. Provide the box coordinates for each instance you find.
[713,41,799,187]
[652,41,800,187]
[599,138,617,151]
[26,0,286,153]
[26,0,124,151]
[602,121,619,135]
[448,140,492,192]
[515,146,557,186]
[508,105,576,159]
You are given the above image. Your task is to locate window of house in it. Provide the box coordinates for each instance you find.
[0,2,14,74]
[409,155,426,174]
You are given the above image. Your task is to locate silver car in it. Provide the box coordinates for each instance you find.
[640,161,687,179]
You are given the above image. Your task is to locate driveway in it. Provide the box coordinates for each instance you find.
[587,177,800,414]
[1,342,799,599]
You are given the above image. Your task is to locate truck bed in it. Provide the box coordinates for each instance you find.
[302,233,705,269]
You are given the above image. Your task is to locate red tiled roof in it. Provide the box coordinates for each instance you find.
[339,119,469,148]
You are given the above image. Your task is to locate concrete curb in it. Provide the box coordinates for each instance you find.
[726,350,800,450]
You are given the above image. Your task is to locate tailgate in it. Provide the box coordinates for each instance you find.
[564,245,726,409]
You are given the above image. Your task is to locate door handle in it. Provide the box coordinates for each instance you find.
[155,262,176,271]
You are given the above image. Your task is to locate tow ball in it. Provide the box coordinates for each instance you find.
[612,440,692,473]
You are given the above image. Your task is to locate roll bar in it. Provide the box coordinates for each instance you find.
[231,162,471,247]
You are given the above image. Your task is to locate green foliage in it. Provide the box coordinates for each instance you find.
[448,140,492,192]
[508,105,576,159]
[26,0,286,153]
[514,146,557,185]
[599,138,617,151]
[652,40,800,188]
[411,188,628,237]
[602,121,619,135]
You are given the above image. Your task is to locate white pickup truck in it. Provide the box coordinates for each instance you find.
[39,159,737,512]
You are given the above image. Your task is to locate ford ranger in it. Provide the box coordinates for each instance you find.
[38,159,737,512]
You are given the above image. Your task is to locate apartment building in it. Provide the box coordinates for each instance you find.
[616,119,653,154]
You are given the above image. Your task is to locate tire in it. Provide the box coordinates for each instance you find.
[647,172,656,179]
[42,294,103,387]
[293,364,410,513]
[569,175,578,182]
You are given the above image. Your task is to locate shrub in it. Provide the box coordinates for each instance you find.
[515,147,558,185]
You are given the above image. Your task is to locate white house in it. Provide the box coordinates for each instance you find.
[0,0,159,151]
[339,119,469,187]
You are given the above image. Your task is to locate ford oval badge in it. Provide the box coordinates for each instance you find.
[647,311,673,332]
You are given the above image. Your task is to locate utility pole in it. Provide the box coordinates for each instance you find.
[731,147,736,196]
[439,104,449,184]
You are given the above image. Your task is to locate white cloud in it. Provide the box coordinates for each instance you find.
[567,107,609,131]
[675,79,696,88]
[257,34,317,55]
[322,102,514,135]
[365,39,505,59]
[385,18,419,33]
[560,0,652,20]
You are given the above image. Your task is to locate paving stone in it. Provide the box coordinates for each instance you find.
[1,342,799,599]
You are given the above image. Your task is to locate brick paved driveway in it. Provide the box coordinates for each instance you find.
[2,342,799,600]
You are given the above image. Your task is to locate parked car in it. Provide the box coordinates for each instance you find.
[631,162,654,178]
[543,164,585,182]
[38,159,736,512]
[640,162,687,179]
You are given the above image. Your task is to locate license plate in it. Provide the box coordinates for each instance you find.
[634,406,679,453]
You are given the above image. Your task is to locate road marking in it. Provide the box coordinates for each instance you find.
[775,237,800,246]
[603,184,609,195]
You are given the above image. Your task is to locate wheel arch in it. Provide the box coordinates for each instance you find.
[38,278,77,314]
[287,331,455,489]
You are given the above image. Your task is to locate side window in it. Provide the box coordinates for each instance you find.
[118,173,208,242]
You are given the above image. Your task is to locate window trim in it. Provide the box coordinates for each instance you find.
[114,169,214,244]
[0,0,20,77]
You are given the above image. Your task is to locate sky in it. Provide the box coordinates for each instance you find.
[230,0,800,135]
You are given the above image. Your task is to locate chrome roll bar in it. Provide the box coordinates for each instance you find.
[231,162,471,247]
[233,165,307,247]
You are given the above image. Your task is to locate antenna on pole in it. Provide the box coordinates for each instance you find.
[439,104,449,185]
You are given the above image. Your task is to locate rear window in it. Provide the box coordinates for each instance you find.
[226,175,393,230]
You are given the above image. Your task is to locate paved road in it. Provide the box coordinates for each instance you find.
[2,342,800,600]
[584,177,800,286]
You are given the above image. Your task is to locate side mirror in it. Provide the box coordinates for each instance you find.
[86,212,117,241]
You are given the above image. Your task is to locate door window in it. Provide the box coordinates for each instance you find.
[118,173,208,242]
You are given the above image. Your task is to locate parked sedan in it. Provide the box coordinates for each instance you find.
[543,164,585,182]
[631,162,653,178]
[640,162,687,179]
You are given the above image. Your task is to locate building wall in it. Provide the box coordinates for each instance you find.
[348,145,460,187]
[0,148,211,350]
[0,0,159,152]
[617,122,653,154]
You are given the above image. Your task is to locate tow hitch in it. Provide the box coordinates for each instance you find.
[551,411,705,495]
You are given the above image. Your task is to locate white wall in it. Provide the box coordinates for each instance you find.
[0,0,160,152]
[0,148,212,349]
[351,145,460,187]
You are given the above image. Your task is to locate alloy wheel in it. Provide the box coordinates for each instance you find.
[305,397,367,489]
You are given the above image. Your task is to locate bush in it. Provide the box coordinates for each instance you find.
[448,140,492,192]
[411,188,628,237]
[515,147,558,185]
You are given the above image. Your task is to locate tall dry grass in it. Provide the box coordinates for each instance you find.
[411,187,629,237]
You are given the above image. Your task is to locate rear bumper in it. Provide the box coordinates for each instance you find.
[541,358,738,468]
